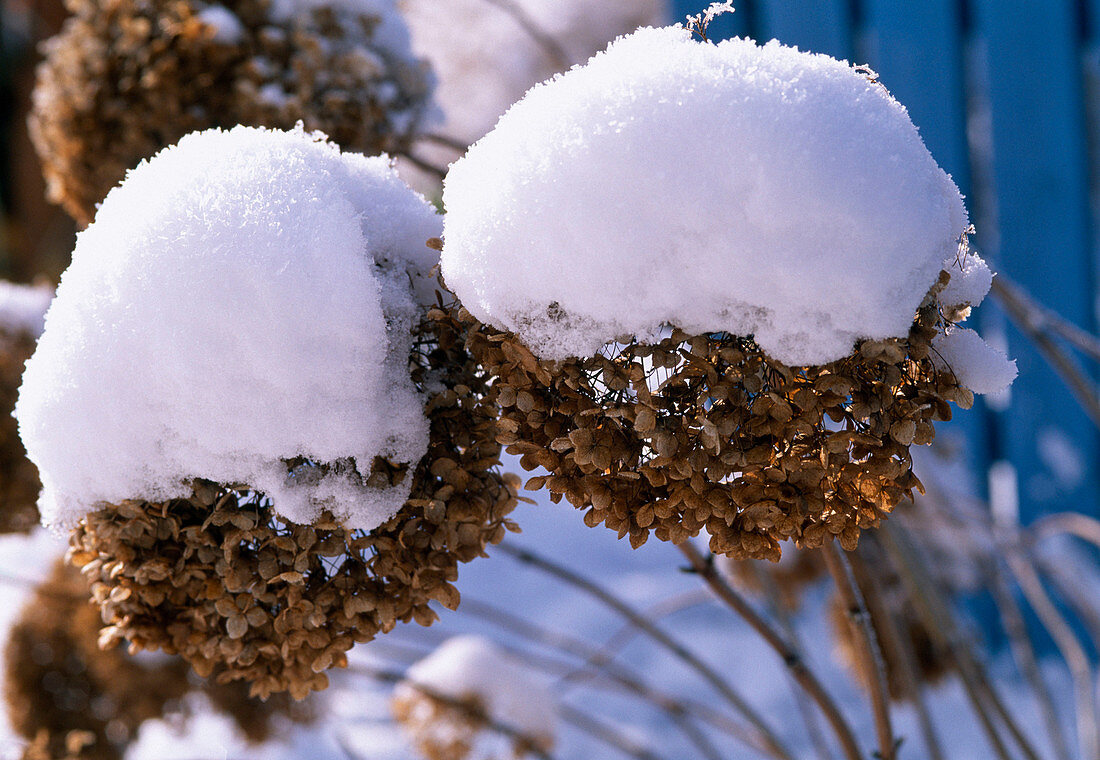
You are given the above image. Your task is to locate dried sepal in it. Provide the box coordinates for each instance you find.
[457,273,967,561]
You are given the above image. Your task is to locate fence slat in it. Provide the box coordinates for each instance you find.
[971,0,1099,521]
[860,2,992,495]
[754,0,851,58]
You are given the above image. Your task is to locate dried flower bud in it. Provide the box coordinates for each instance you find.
[455,276,967,561]
[31,0,434,225]
[69,309,519,699]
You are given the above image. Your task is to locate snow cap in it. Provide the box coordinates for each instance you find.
[17,125,442,530]
[441,25,970,366]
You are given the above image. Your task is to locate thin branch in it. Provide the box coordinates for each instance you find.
[676,542,865,760]
[494,542,794,760]
[347,663,558,760]
[991,276,1100,364]
[849,543,946,760]
[557,703,674,760]
[400,151,448,182]
[988,558,1073,760]
[420,132,473,154]
[750,561,836,760]
[991,277,1100,428]
[1004,543,1099,760]
[879,523,1044,760]
[459,598,727,760]
[477,0,570,70]
[822,542,896,760]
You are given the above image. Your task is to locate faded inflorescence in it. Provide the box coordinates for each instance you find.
[68,307,519,699]
[31,0,433,224]
[456,273,972,561]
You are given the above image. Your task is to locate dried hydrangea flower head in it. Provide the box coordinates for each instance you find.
[17,127,518,697]
[392,636,557,760]
[31,0,434,225]
[719,547,825,611]
[441,26,1016,560]
[0,283,53,535]
[4,559,308,760]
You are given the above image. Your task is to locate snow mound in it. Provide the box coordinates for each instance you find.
[0,282,53,337]
[16,125,442,530]
[933,328,1017,395]
[441,26,970,366]
[397,636,557,746]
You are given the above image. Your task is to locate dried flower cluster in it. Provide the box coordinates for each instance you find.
[6,560,308,760]
[31,0,433,224]
[68,307,519,699]
[719,547,825,610]
[455,272,971,561]
[392,688,552,760]
[0,326,42,534]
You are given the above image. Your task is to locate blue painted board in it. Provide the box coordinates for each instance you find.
[754,0,852,58]
[971,0,1099,520]
[860,1,993,495]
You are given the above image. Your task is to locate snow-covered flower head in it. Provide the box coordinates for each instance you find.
[392,636,557,760]
[438,26,1014,559]
[18,127,519,697]
[32,0,435,225]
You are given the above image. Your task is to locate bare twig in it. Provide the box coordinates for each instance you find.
[750,561,836,760]
[988,558,1073,760]
[347,663,558,760]
[991,277,1100,428]
[1004,544,1099,760]
[558,703,673,760]
[676,542,865,760]
[495,542,794,760]
[849,543,946,760]
[879,523,1044,760]
[420,132,473,154]
[822,542,896,760]
[400,151,448,182]
[459,598,727,760]
[477,0,570,70]
[992,276,1100,364]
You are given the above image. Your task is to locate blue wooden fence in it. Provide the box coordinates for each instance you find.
[673,0,1100,523]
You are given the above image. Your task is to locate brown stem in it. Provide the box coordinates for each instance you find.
[495,542,794,760]
[988,558,1074,760]
[1004,543,1099,760]
[399,151,447,182]
[879,523,1043,760]
[991,277,1100,428]
[558,703,676,760]
[459,597,727,760]
[675,542,865,760]
[849,543,946,760]
[750,561,837,760]
[476,0,571,70]
[991,276,1100,364]
[348,663,558,760]
[822,541,896,760]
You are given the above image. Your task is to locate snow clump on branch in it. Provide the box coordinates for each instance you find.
[16,125,441,531]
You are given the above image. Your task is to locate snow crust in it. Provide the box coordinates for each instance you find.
[399,635,557,743]
[933,328,1017,395]
[16,125,442,530]
[441,26,970,366]
[0,282,53,337]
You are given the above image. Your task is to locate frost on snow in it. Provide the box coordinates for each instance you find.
[16,125,443,530]
[394,636,557,752]
[441,26,972,366]
[933,328,1017,395]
